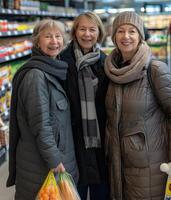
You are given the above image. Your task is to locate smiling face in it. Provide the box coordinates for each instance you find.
[38,27,64,58]
[115,24,141,61]
[75,16,99,54]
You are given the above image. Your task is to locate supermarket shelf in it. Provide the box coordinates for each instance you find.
[148,27,168,31]
[0,29,33,37]
[0,8,77,18]
[148,42,168,47]
[0,50,31,64]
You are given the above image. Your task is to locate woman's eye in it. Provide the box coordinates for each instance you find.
[56,35,62,38]
[79,28,86,31]
[117,30,123,33]
[90,29,96,32]
[130,30,136,34]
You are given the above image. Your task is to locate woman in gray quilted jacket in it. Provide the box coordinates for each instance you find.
[6,19,78,200]
[105,11,171,200]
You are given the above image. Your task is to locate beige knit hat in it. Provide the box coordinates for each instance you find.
[112,11,145,43]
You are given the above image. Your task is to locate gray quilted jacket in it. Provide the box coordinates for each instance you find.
[6,47,79,199]
[14,68,78,200]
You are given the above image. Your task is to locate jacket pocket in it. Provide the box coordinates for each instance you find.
[55,98,68,152]
[50,113,60,147]
[56,98,68,111]
[121,131,149,168]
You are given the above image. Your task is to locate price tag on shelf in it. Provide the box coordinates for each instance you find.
[11,54,15,59]
[23,50,29,55]
[7,9,12,14]
[20,10,25,15]
[1,9,5,14]
[17,53,22,57]
[7,31,12,36]
[13,31,18,35]
[5,56,10,61]
[13,10,18,14]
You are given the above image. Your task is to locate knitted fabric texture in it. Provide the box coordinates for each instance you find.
[74,41,101,149]
[112,11,145,41]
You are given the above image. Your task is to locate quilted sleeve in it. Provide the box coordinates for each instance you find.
[151,60,171,159]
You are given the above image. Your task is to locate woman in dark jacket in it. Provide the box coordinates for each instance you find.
[6,19,78,200]
[105,11,171,200]
[60,11,109,200]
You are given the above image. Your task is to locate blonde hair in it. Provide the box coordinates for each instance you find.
[32,18,64,47]
[71,11,105,43]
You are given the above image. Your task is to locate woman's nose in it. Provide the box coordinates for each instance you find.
[123,32,129,38]
[84,29,91,36]
[51,36,57,42]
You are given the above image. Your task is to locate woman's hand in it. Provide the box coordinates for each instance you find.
[53,163,65,173]
[0,117,4,127]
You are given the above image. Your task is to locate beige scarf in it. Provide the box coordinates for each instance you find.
[105,42,152,84]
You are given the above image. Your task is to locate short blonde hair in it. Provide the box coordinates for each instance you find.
[71,11,105,44]
[32,18,64,47]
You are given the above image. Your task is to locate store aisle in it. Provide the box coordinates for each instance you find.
[0,161,15,200]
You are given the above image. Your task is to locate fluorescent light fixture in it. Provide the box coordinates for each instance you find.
[107,8,117,14]
[141,7,145,12]
[164,5,171,12]
[118,8,135,12]
[94,9,106,14]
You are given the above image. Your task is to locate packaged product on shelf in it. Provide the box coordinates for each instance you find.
[0,124,9,147]
[5,82,12,109]
[14,0,21,10]
[0,85,7,115]
[0,116,8,148]
[0,66,12,120]
[0,20,8,32]
[0,46,9,58]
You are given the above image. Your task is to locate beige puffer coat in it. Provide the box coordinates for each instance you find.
[106,60,171,200]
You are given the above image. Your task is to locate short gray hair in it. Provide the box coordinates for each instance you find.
[32,18,64,47]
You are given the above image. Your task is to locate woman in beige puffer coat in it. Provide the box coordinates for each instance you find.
[105,11,171,200]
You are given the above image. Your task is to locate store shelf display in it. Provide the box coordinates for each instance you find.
[0,66,11,166]
[143,14,171,67]
[0,40,32,64]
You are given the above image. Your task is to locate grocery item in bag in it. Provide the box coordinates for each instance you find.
[36,170,63,200]
[58,172,81,200]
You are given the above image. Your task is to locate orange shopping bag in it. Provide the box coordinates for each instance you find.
[36,170,63,200]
